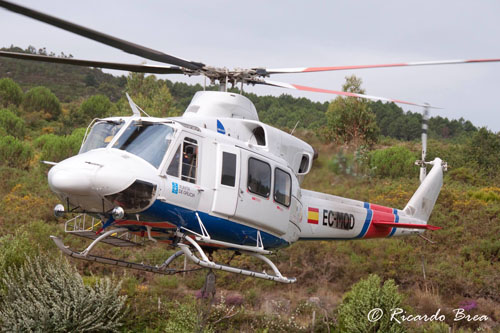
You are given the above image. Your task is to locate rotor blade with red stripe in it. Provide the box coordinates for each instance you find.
[263,58,500,75]
[0,51,186,75]
[259,79,439,108]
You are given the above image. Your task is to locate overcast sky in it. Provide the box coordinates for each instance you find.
[1,0,500,131]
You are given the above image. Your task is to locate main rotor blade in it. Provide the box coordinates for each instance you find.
[0,51,186,74]
[259,79,440,108]
[0,0,204,70]
[263,58,500,75]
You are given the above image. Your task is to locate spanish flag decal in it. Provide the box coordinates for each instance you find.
[307,207,319,224]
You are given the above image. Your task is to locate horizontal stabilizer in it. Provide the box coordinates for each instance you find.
[373,221,441,231]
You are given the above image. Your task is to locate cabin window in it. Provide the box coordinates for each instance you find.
[274,168,291,207]
[221,152,237,187]
[80,120,124,154]
[247,157,271,198]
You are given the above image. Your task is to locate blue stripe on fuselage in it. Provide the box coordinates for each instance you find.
[354,202,372,239]
[140,200,288,249]
[388,208,399,237]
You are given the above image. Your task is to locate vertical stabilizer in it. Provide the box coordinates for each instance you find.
[403,158,444,222]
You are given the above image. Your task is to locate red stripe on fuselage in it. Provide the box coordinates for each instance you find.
[115,220,177,229]
[364,203,396,238]
[369,204,394,214]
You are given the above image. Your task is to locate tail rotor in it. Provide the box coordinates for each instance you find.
[417,104,430,183]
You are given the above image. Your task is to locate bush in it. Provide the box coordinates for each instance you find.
[0,135,33,169]
[165,299,202,333]
[465,127,500,178]
[34,128,85,162]
[369,146,417,178]
[0,108,26,139]
[0,231,37,279]
[21,86,61,120]
[328,147,370,177]
[337,274,406,333]
[0,255,127,332]
[70,94,115,125]
[0,78,23,107]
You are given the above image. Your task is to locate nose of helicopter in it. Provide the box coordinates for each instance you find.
[48,167,94,196]
[48,149,159,211]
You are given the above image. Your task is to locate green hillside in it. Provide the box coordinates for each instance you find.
[0,50,498,332]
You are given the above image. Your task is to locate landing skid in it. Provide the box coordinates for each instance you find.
[178,242,296,284]
[51,212,296,283]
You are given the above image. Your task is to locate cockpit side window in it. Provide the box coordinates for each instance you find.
[167,145,181,177]
[166,137,198,184]
[80,120,124,154]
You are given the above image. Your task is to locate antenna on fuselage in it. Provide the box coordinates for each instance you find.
[290,121,300,135]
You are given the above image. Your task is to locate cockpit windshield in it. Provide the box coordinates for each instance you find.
[114,121,175,168]
[80,120,124,154]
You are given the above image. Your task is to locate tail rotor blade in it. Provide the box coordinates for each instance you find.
[419,104,430,183]
[422,105,429,162]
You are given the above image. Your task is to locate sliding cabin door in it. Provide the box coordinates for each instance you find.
[233,150,290,236]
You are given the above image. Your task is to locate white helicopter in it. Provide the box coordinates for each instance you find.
[2,0,499,283]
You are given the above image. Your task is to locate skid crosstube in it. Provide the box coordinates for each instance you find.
[51,236,180,275]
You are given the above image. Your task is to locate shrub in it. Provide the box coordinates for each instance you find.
[81,94,113,118]
[0,255,127,332]
[70,94,115,125]
[369,146,417,178]
[165,299,202,333]
[0,78,23,107]
[337,274,406,333]
[0,135,33,169]
[34,128,85,162]
[328,146,370,177]
[0,108,26,139]
[0,231,37,279]
[465,127,500,178]
[21,86,61,120]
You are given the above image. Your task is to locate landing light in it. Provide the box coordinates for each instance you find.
[54,204,65,217]
[111,206,125,220]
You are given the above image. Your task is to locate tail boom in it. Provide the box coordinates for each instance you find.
[298,158,444,241]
